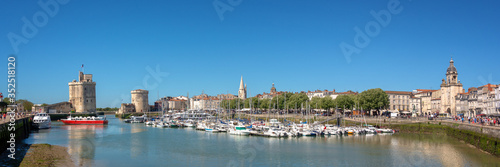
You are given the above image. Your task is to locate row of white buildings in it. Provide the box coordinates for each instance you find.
[385,59,500,117]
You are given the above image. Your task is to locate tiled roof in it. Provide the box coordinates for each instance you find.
[479,84,499,91]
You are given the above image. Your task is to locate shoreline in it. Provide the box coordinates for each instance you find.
[19,143,74,167]
[0,143,74,167]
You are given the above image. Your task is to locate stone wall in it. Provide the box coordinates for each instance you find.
[118,103,135,113]
[389,122,500,157]
[0,117,31,155]
[46,102,74,113]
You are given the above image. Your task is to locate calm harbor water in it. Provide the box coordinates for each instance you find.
[24,115,500,167]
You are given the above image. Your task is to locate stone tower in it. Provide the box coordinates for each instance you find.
[131,89,149,112]
[440,58,464,115]
[238,76,247,99]
[69,71,96,113]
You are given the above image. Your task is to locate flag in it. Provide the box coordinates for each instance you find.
[81,64,84,68]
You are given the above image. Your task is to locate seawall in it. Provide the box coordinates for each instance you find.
[0,116,32,153]
[390,122,500,157]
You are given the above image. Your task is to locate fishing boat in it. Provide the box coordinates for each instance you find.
[33,113,51,129]
[60,115,108,125]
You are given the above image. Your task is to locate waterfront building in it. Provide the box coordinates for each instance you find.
[256,83,284,99]
[414,89,438,115]
[238,76,247,99]
[432,98,441,114]
[217,93,237,100]
[455,92,469,116]
[477,84,498,114]
[467,87,479,116]
[190,93,221,111]
[32,104,45,113]
[410,96,421,115]
[496,86,500,113]
[306,89,336,100]
[68,71,96,113]
[131,89,149,112]
[164,96,188,111]
[439,58,464,115]
[385,91,412,111]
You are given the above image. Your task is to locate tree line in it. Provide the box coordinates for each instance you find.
[219,88,389,115]
[1,98,34,112]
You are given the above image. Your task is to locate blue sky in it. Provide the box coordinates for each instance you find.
[1,0,499,107]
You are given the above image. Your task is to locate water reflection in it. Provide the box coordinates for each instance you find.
[64,125,105,167]
[23,116,500,167]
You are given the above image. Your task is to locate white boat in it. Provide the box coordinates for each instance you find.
[145,121,154,126]
[229,126,251,136]
[155,122,168,128]
[130,115,147,123]
[172,110,215,120]
[377,128,395,133]
[33,113,51,129]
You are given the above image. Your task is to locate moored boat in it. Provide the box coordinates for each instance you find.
[61,116,108,125]
[229,126,251,136]
[33,113,51,129]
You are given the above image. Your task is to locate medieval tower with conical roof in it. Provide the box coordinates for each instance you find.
[440,58,464,115]
[238,76,247,99]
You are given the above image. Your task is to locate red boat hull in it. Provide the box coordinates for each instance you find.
[61,120,108,125]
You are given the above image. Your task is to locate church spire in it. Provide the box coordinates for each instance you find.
[239,76,244,90]
[238,76,247,99]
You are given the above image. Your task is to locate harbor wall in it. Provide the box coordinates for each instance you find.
[390,123,500,157]
[0,117,32,154]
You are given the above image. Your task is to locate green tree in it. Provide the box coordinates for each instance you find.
[16,99,34,112]
[335,95,355,110]
[309,97,322,110]
[287,93,308,109]
[244,98,250,108]
[0,102,7,111]
[3,98,11,105]
[358,88,389,115]
[320,97,335,112]
[259,98,270,110]
[250,97,259,109]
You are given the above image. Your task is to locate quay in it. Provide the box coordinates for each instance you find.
[0,114,33,155]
